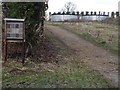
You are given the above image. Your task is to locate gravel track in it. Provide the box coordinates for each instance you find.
[45,24,118,86]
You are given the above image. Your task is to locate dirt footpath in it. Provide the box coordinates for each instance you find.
[45,25,118,86]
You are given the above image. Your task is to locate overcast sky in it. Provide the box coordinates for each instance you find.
[47,0,119,14]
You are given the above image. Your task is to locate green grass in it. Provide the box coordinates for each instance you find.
[46,22,118,55]
[81,33,118,54]
[48,24,61,27]
[95,26,118,31]
[2,29,117,88]
[2,59,115,88]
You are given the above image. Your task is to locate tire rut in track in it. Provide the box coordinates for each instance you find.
[45,24,118,86]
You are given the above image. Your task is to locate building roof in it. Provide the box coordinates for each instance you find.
[4,18,25,21]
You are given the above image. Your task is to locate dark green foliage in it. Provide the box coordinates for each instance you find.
[76,11,79,15]
[86,11,89,15]
[91,11,93,15]
[52,12,56,15]
[107,12,110,16]
[116,12,119,17]
[111,12,115,18]
[66,11,70,14]
[94,12,97,15]
[62,12,65,15]
[57,12,61,14]
[103,12,105,15]
[2,2,48,45]
[81,12,84,16]
[72,11,75,15]
[98,11,101,15]
[49,12,51,15]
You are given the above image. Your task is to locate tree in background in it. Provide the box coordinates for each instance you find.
[91,11,93,15]
[72,11,75,15]
[62,12,65,15]
[81,12,84,16]
[53,12,56,15]
[61,2,77,13]
[76,11,79,15]
[98,11,101,15]
[108,12,110,16]
[57,12,61,14]
[66,11,71,14]
[111,12,115,18]
[103,12,105,15]
[86,11,89,15]
[94,12,97,15]
[76,11,80,19]
[116,12,119,17]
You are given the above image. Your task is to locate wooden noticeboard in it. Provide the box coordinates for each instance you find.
[3,18,25,64]
[4,18,25,42]
[6,22,24,39]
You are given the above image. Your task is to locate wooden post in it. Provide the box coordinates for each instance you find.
[22,42,25,65]
[3,32,7,63]
[4,20,7,63]
[4,41,7,63]
[22,22,25,65]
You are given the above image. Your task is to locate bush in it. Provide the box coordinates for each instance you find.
[2,2,48,46]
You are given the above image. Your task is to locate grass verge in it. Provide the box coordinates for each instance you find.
[2,29,117,88]
[46,22,118,55]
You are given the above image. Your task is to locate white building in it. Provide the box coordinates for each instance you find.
[81,15,109,21]
[50,14,79,21]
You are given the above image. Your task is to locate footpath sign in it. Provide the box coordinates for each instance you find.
[3,18,25,64]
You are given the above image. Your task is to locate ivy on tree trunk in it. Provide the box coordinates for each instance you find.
[2,2,48,46]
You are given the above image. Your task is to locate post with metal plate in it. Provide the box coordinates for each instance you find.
[3,18,25,64]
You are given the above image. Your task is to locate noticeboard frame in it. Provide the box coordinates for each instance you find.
[3,18,26,64]
[4,18,25,42]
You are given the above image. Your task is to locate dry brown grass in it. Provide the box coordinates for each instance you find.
[47,20,118,54]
